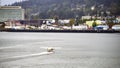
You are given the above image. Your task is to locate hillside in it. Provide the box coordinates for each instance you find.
[11,0,120,19]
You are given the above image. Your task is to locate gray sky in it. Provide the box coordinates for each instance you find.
[1,0,21,6]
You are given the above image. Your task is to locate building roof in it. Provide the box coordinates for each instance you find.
[0,6,22,9]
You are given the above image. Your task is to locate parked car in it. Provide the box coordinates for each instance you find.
[72,25,88,30]
[62,26,71,30]
[94,25,109,30]
[5,26,25,30]
[48,26,55,30]
[112,25,120,31]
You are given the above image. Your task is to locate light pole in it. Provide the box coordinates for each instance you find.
[74,15,79,26]
[90,6,95,20]
[106,11,110,17]
[91,6,95,11]
[91,6,95,16]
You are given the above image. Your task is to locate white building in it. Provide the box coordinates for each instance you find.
[81,16,91,20]
[0,6,24,22]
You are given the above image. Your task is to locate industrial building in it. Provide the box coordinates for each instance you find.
[0,6,24,22]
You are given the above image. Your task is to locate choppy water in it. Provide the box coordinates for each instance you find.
[0,32,120,68]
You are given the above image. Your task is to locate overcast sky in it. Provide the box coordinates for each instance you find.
[1,0,22,6]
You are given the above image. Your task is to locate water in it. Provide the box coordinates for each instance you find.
[0,32,120,68]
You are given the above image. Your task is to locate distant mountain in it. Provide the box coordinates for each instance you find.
[11,0,120,19]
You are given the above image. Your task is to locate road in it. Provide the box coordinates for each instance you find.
[0,32,120,68]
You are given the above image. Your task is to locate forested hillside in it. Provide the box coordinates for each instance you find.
[11,0,120,19]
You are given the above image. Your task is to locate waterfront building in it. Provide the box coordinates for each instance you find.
[0,6,24,22]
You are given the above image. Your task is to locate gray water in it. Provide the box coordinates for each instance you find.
[0,32,120,68]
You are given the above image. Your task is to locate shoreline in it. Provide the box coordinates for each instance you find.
[0,29,120,33]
